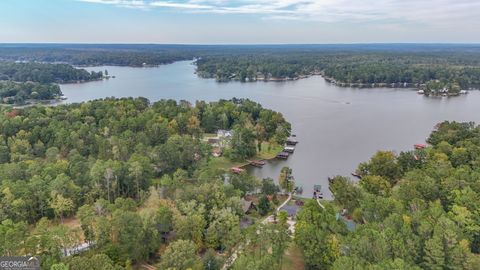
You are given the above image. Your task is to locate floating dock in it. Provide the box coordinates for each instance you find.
[276,152,290,159]
[286,138,298,145]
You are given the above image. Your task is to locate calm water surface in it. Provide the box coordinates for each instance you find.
[61,61,480,198]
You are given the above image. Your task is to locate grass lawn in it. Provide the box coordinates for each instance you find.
[206,141,283,172]
[256,141,283,160]
[282,244,306,270]
[206,156,249,171]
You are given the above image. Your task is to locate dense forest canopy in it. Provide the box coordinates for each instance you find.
[0,81,61,104]
[2,44,480,269]
[294,121,480,269]
[195,52,480,88]
[0,97,291,269]
[1,44,480,88]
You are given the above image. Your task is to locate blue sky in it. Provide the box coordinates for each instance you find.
[1,0,479,44]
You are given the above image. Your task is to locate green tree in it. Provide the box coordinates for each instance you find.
[278,167,294,194]
[295,201,345,269]
[50,194,74,224]
[230,126,257,160]
[359,175,391,196]
[206,207,241,251]
[261,177,280,195]
[258,195,271,216]
[359,151,401,184]
[159,240,201,270]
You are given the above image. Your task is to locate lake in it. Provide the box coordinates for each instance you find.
[61,61,480,199]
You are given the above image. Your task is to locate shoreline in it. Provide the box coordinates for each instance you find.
[196,70,479,91]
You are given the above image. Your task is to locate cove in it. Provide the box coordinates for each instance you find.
[61,61,480,198]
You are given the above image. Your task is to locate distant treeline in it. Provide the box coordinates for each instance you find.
[2,44,480,88]
[0,61,104,104]
[0,45,196,67]
[195,52,480,89]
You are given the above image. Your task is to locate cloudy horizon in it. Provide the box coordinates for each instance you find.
[1,0,479,44]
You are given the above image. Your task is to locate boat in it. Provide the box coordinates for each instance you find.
[248,160,266,167]
[276,152,289,159]
[286,138,298,145]
[351,172,362,179]
[414,144,426,149]
[460,90,468,94]
[417,89,425,94]
[294,186,303,194]
[283,146,295,153]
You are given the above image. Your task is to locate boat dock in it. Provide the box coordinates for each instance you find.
[276,152,290,159]
[313,184,323,199]
[286,138,298,145]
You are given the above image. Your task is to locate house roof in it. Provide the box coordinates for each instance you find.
[280,204,301,217]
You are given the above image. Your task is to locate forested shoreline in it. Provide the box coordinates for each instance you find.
[195,53,480,91]
[0,81,61,104]
[293,121,480,269]
[2,44,480,91]
[0,61,104,105]
[1,44,480,269]
[2,97,480,269]
[0,97,291,269]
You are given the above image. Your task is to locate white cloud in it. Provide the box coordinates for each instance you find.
[77,0,480,25]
